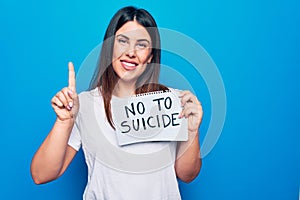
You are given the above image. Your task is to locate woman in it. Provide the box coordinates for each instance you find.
[31,6,202,199]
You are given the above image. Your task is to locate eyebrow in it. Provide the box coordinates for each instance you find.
[116,34,150,44]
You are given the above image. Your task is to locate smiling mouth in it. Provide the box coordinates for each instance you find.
[120,60,138,70]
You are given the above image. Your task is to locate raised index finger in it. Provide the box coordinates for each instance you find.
[68,62,76,91]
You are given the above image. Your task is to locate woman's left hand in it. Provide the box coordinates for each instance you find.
[179,91,203,134]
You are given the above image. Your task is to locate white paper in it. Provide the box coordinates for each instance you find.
[112,90,188,146]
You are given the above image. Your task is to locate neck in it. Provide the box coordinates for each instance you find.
[113,80,136,97]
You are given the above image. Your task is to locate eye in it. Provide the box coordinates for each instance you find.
[117,38,128,45]
[136,42,148,49]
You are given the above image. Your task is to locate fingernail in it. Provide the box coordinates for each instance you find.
[69,102,73,108]
[66,105,71,110]
[68,90,73,95]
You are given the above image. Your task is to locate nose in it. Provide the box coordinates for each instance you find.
[125,43,136,57]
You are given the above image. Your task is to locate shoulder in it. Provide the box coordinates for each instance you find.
[166,87,182,95]
[78,87,101,97]
[78,87,103,104]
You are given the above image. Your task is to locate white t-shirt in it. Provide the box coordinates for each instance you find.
[68,88,182,200]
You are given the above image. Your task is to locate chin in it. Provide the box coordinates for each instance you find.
[117,73,138,83]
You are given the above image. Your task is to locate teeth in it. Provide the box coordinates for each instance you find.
[122,61,136,67]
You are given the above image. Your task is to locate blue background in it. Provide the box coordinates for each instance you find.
[0,0,299,199]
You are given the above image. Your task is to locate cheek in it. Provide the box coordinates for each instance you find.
[137,52,151,64]
[112,45,123,59]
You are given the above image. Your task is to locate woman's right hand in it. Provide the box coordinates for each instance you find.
[51,62,79,121]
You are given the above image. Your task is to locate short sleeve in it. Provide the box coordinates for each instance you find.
[68,119,82,151]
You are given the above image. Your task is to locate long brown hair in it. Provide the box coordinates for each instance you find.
[89,6,168,129]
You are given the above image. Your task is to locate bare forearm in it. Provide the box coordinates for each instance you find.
[176,90,203,182]
[30,119,74,184]
[175,131,202,183]
[31,62,79,184]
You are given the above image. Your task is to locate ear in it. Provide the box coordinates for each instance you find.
[147,54,153,64]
